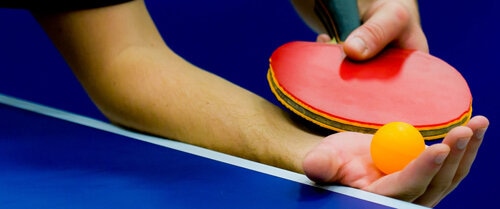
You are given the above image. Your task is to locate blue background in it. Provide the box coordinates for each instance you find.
[0,0,498,208]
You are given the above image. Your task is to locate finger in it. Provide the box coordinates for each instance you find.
[363,144,450,202]
[455,116,489,178]
[316,34,331,43]
[343,1,409,60]
[443,116,489,192]
[413,126,473,206]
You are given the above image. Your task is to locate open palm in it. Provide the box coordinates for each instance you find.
[303,116,489,207]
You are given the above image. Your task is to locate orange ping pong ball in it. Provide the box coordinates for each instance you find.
[370,122,426,174]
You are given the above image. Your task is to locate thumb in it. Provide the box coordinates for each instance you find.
[302,141,341,183]
[343,1,422,60]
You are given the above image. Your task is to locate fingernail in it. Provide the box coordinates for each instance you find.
[346,36,368,55]
[435,152,449,165]
[456,138,469,150]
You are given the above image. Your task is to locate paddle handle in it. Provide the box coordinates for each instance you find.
[314,0,361,43]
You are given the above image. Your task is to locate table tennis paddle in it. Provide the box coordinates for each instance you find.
[267,0,472,140]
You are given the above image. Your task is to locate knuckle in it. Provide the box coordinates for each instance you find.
[454,168,471,182]
[359,22,387,44]
[431,182,452,193]
[388,1,411,23]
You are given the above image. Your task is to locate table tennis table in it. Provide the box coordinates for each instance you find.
[0,93,428,208]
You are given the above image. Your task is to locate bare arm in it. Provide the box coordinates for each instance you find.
[33,0,323,172]
[31,1,490,207]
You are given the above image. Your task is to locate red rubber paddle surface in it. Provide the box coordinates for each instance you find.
[268,41,472,139]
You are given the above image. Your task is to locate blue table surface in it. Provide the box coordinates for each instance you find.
[0,95,427,209]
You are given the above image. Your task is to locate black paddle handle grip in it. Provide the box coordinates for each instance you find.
[314,0,361,42]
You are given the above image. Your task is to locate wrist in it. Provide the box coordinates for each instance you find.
[251,107,325,173]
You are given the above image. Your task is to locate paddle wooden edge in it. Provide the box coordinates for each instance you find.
[267,66,472,140]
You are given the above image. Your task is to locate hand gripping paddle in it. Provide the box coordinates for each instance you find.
[267,0,472,140]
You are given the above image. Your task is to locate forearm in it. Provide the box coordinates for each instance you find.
[93,46,321,172]
[33,0,323,173]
